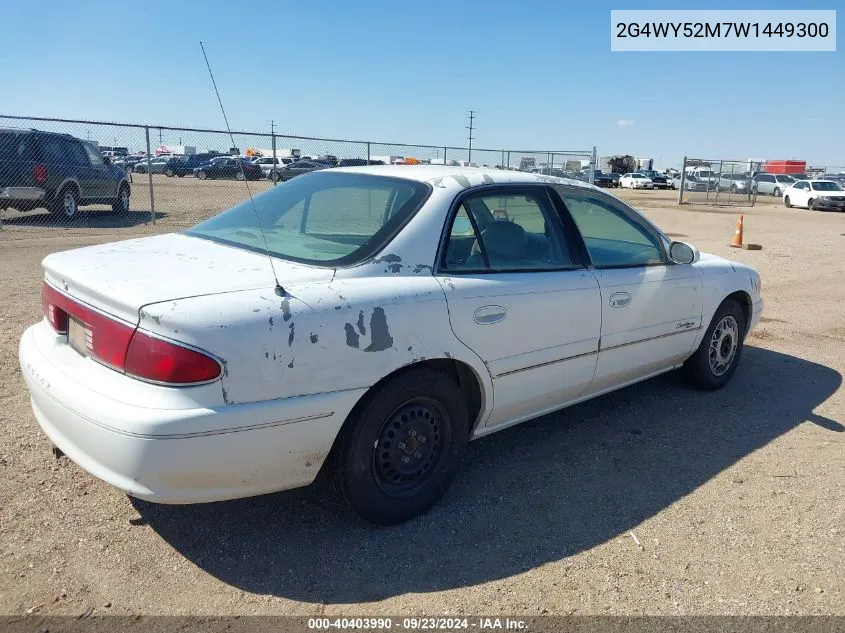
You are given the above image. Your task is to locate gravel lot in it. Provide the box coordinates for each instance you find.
[1,183,844,617]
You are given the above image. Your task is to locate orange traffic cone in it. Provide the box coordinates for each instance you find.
[729,215,744,247]
[729,214,762,250]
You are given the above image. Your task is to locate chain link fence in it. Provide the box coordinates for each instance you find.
[677,158,761,207]
[0,114,594,239]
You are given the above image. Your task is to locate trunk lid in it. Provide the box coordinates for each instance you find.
[42,232,334,323]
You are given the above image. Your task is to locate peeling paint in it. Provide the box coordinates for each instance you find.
[310,333,318,344]
[344,323,360,348]
[334,305,342,311]
[431,177,446,188]
[222,386,230,404]
[268,316,274,328]
[452,175,472,189]
[482,174,495,184]
[264,352,269,359]
[252,308,261,313]
[288,322,295,346]
[280,297,292,322]
[287,360,294,368]
[413,264,433,274]
[356,310,366,336]
[408,346,413,352]
[364,307,394,352]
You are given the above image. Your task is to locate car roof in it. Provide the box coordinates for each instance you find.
[329,165,599,193]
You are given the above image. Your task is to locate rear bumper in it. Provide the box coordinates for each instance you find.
[19,323,364,504]
[0,186,46,202]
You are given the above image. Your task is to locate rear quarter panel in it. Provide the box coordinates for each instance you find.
[136,277,492,414]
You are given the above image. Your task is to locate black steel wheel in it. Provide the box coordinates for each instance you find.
[329,367,469,524]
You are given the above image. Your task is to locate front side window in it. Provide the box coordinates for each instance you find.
[83,143,104,165]
[441,190,575,272]
[557,188,665,268]
[187,172,430,266]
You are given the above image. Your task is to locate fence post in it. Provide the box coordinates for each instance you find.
[678,157,687,204]
[367,142,371,163]
[501,149,505,168]
[443,147,447,165]
[271,126,277,187]
[507,151,511,169]
[144,126,156,224]
[589,146,597,185]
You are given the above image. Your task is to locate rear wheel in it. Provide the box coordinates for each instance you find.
[329,368,469,525]
[196,170,208,180]
[270,171,281,183]
[683,299,746,390]
[773,187,781,197]
[235,171,245,181]
[730,184,737,194]
[49,186,79,218]
[784,196,792,208]
[164,168,175,177]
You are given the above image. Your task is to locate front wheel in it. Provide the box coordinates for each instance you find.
[773,187,781,197]
[683,299,746,390]
[784,196,791,208]
[730,184,737,194]
[329,367,469,525]
[808,198,817,210]
[196,170,208,180]
[235,171,245,181]
[164,168,175,177]
[111,184,130,214]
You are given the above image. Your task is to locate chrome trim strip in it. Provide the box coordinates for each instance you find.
[493,350,598,378]
[600,326,701,352]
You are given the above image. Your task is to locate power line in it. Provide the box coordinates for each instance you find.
[466,110,476,163]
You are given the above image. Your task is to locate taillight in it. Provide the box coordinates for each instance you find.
[34,164,47,184]
[42,284,68,333]
[40,282,220,385]
[125,331,221,384]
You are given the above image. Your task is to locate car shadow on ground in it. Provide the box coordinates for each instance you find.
[0,209,164,228]
[131,346,841,603]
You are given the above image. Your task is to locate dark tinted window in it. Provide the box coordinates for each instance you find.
[38,135,71,164]
[65,141,89,166]
[0,132,36,160]
[187,172,430,266]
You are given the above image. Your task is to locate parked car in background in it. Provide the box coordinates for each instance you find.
[636,170,670,189]
[269,160,331,183]
[335,158,386,168]
[753,173,795,196]
[608,173,621,187]
[134,156,173,174]
[672,174,707,191]
[685,168,719,188]
[0,128,130,218]
[592,171,616,188]
[113,155,147,172]
[620,173,654,189]
[194,156,263,181]
[783,180,845,211]
[165,153,221,177]
[716,172,752,194]
[20,166,763,524]
[252,156,295,178]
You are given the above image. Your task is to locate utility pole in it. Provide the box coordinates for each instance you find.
[466,110,476,164]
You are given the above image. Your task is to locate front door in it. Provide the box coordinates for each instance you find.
[555,186,702,395]
[435,185,601,429]
[82,141,116,199]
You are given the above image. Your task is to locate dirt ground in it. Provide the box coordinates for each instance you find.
[1,184,844,617]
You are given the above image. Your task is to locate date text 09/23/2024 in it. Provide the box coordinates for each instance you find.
[307,617,528,630]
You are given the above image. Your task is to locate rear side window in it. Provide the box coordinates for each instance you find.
[0,132,36,160]
[38,135,73,165]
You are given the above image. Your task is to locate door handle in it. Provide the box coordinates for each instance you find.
[474,305,507,325]
[608,291,632,308]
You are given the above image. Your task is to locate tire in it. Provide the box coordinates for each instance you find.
[164,168,175,177]
[773,187,781,197]
[111,183,130,214]
[235,171,245,181]
[784,196,791,208]
[808,198,817,211]
[196,170,208,180]
[49,186,79,219]
[270,171,281,183]
[683,299,746,390]
[177,173,185,178]
[329,367,469,525]
[730,184,737,194]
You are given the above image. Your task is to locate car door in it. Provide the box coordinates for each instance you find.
[62,139,100,202]
[81,142,116,198]
[791,181,809,206]
[554,186,702,395]
[436,185,601,429]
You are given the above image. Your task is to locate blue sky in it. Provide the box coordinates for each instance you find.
[1,0,842,169]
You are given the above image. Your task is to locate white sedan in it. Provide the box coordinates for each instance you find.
[19,166,763,524]
[619,172,655,189]
[783,179,845,211]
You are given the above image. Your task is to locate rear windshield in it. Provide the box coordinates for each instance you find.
[186,172,431,266]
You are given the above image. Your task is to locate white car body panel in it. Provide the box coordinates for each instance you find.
[783,180,845,209]
[19,166,763,504]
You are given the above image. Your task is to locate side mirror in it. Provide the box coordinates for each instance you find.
[668,240,699,265]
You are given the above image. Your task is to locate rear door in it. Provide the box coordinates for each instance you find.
[61,139,99,201]
[555,186,702,395]
[435,185,601,429]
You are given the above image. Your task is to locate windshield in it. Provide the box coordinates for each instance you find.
[812,181,844,192]
[186,172,431,266]
[775,175,795,183]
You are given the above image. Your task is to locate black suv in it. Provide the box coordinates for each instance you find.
[0,128,130,218]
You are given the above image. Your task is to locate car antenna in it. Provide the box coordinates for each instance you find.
[199,41,285,296]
